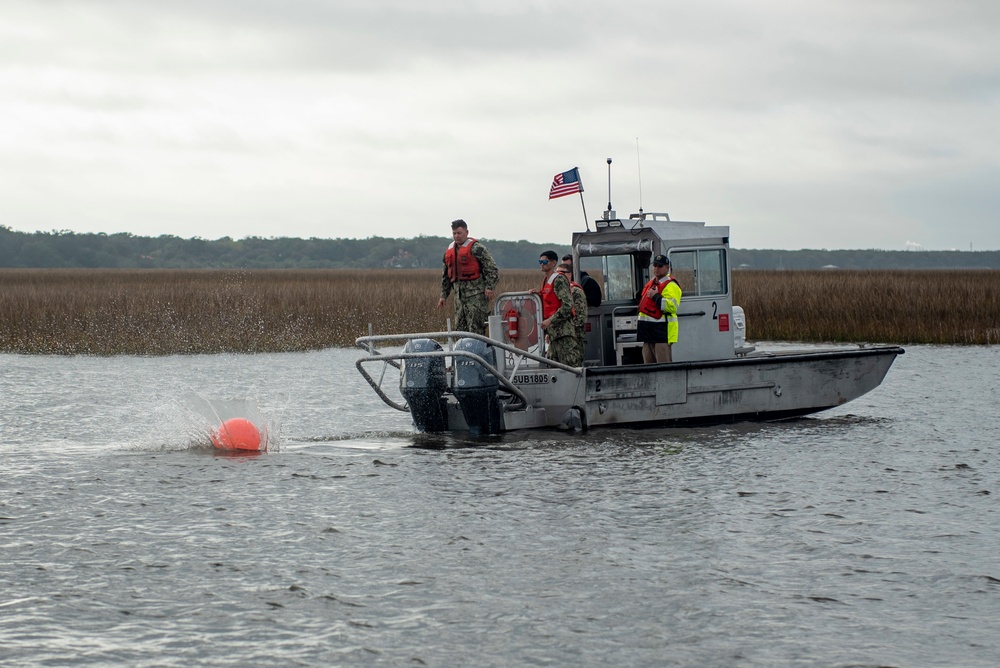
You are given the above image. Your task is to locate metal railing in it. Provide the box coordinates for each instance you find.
[355,329,582,413]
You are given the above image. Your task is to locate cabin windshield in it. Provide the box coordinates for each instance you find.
[580,254,638,302]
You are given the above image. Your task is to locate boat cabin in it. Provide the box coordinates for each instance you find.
[572,210,740,366]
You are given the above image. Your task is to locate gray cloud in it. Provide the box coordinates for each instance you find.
[2,0,998,249]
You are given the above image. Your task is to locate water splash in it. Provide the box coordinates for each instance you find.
[178,391,278,453]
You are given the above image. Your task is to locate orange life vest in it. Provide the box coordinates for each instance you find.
[540,272,565,319]
[638,276,678,319]
[443,239,482,282]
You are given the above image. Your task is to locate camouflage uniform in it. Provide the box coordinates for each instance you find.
[569,282,588,362]
[545,274,581,367]
[440,240,499,335]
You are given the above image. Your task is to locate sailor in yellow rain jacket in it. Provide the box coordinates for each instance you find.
[636,254,682,363]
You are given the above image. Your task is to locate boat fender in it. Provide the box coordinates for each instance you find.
[505,307,519,340]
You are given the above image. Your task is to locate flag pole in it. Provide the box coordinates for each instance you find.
[572,166,589,231]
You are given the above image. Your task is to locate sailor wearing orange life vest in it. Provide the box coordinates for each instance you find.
[436,219,499,335]
[637,254,682,363]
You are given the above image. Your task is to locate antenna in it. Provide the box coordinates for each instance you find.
[606,157,613,213]
[636,138,643,215]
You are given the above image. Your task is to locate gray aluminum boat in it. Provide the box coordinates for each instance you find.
[356,209,903,434]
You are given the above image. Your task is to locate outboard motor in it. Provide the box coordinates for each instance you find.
[399,338,449,432]
[452,337,503,435]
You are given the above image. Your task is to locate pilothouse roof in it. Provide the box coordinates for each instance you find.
[573,210,730,256]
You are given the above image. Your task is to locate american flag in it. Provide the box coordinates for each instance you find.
[548,167,584,199]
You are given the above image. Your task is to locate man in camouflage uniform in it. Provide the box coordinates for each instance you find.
[436,219,499,335]
[532,250,580,367]
[558,262,588,363]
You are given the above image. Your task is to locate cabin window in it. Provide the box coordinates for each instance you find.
[577,256,604,294]
[670,248,727,297]
[601,254,636,302]
[580,254,635,302]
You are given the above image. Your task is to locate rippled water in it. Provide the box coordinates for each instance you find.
[1,345,998,666]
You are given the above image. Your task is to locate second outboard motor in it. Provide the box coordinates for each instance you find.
[400,338,448,432]
[452,337,503,435]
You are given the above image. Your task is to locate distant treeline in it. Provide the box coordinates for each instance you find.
[2,225,998,270]
[0,226,569,270]
[731,248,1000,270]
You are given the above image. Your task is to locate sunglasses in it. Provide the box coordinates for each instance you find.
[538,259,550,265]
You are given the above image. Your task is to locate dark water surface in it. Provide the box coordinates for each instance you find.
[2,345,998,666]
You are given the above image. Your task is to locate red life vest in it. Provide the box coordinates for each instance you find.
[638,276,678,319]
[443,238,482,282]
[540,272,565,319]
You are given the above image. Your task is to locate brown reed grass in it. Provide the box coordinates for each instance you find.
[732,269,1000,345]
[0,269,539,355]
[1,268,997,355]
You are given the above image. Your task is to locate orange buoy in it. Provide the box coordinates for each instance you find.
[211,417,262,451]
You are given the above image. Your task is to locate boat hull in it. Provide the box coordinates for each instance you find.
[575,346,902,429]
[357,330,903,434]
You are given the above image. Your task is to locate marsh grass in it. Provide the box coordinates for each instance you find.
[733,269,1000,345]
[1,268,997,354]
[0,269,538,355]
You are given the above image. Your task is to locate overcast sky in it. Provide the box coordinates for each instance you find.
[2,1,998,250]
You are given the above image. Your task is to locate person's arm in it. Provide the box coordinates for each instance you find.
[475,242,499,299]
[551,276,574,323]
[660,281,681,315]
[436,259,452,309]
[572,288,588,325]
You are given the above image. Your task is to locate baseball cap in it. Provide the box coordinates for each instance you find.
[652,254,669,266]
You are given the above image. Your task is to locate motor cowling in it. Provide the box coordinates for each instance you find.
[400,338,449,432]
[452,337,503,435]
